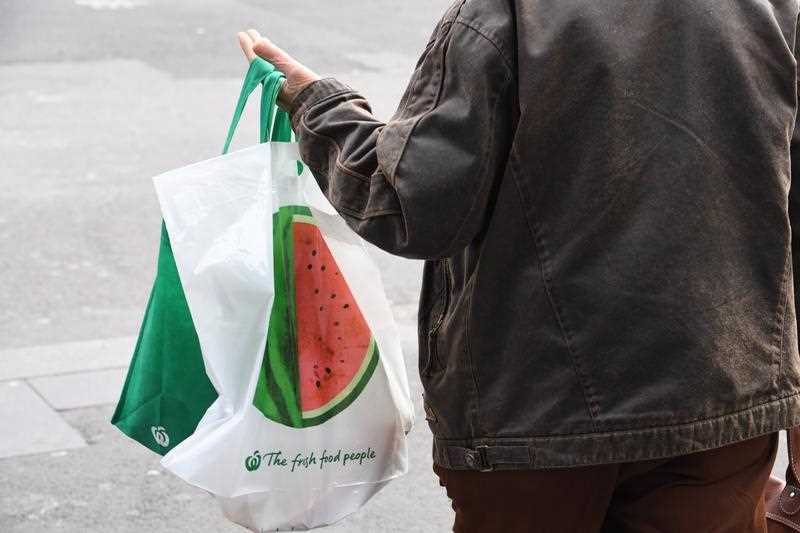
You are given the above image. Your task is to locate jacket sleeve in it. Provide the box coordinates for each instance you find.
[288,15,515,261]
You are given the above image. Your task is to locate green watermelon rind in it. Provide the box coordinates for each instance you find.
[253,206,306,428]
[253,205,379,428]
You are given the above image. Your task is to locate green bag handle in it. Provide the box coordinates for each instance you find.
[222,57,294,154]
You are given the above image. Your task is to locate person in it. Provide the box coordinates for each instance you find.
[237,0,800,530]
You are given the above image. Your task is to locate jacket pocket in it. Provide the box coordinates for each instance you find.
[418,258,453,376]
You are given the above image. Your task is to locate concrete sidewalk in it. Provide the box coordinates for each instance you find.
[0,307,455,533]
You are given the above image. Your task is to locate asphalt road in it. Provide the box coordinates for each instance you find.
[0,0,445,349]
[0,1,454,531]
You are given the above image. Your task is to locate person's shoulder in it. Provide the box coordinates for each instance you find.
[452,0,515,68]
[436,0,514,36]
[457,0,513,25]
[425,0,515,73]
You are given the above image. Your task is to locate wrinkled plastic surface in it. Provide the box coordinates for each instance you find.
[111,58,289,458]
[152,140,415,531]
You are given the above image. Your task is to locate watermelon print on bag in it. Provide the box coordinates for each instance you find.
[253,205,379,427]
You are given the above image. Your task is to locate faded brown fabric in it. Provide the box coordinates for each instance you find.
[288,0,800,470]
[432,432,780,532]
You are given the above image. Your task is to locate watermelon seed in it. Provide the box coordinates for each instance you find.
[307,264,312,270]
[337,336,342,341]
[317,336,322,341]
[330,293,336,299]
[343,304,349,309]
[311,250,317,256]
[334,321,339,326]
[313,364,318,369]
[319,306,323,311]
[321,265,326,271]
[340,359,345,363]
[325,367,331,374]
[315,380,321,388]
[314,289,319,294]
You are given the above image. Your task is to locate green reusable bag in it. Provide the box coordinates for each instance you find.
[111,57,294,455]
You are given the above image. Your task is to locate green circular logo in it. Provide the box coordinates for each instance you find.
[245,450,262,472]
[150,426,170,448]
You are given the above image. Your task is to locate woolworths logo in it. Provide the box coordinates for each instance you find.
[243,447,376,473]
[150,426,170,448]
[245,451,263,472]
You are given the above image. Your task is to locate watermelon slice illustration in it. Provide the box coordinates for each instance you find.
[253,205,379,427]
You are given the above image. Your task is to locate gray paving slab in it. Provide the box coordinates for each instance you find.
[28,368,128,410]
[0,337,134,381]
[0,381,86,459]
[0,397,453,532]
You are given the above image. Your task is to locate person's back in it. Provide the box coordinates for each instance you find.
[239,0,800,530]
[459,0,800,458]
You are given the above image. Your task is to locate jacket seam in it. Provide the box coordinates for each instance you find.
[297,94,382,185]
[337,205,403,219]
[428,74,510,423]
[453,19,514,74]
[592,392,800,431]
[438,70,510,257]
[462,278,483,437]
[385,19,452,186]
[302,156,402,218]
[298,112,374,187]
[401,26,449,119]
[432,419,793,470]
[292,85,353,118]
[331,202,402,220]
[363,13,457,248]
[433,389,800,440]
[382,1,470,183]
[507,149,601,427]
[777,249,792,394]
[390,22,513,257]
[335,160,371,183]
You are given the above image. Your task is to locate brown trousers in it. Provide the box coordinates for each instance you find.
[432,432,780,533]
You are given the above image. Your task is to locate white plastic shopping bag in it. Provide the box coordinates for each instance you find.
[151,139,415,531]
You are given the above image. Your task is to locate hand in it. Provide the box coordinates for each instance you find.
[237,29,321,110]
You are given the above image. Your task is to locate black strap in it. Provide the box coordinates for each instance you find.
[444,444,534,471]
[787,426,800,486]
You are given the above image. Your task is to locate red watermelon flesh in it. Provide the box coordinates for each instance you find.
[292,217,375,415]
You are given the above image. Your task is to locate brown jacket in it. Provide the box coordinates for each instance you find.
[288,0,800,470]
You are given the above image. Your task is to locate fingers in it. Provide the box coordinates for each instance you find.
[238,28,291,69]
[252,35,295,71]
[235,29,321,109]
[237,31,257,62]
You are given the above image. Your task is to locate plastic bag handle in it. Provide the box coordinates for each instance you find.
[222,57,294,154]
